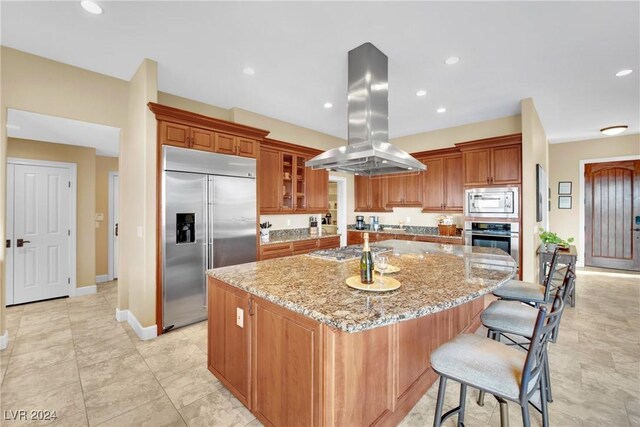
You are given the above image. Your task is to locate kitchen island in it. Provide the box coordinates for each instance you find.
[207,240,516,427]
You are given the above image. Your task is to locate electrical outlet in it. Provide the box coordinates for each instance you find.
[236,307,244,328]
[406,216,411,224]
[286,219,292,226]
[136,226,143,238]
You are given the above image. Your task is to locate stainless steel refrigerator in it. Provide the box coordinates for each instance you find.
[162,146,256,331]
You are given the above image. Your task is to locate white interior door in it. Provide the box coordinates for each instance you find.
[113,174,119,279]
[13,164,71,304]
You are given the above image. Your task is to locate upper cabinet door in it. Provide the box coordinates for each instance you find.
[160,121,189,148]
[259,148,282,213]
[215,133,237,156]
[491,145,521,185]
[307,168,328,211]
[443,155,463,211]
[354,175,370,211]
[236,137,257,158]
[190,127,216,152]
[369,177,388,212]
[462,149,491,186]
[422,158,444,211]
[402,173,423,206]
[386,175,404,206]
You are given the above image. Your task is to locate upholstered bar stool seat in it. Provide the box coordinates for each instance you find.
[481,300,537,338]
[493,281,547,305]
[431,334,539,401]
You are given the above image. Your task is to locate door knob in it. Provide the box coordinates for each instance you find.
[17,239,31,247]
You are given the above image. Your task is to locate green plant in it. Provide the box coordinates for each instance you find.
[538,228,574,248]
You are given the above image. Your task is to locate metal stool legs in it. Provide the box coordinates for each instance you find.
[433,376,468,427]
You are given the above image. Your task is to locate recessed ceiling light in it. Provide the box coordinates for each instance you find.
[445,56,460,65]
[407,167,413,170]
[437,107,447,113]
[80,1,103,15]
[323,102,333,109]
[600,125,628,136]
[242,67,255,76]
[416,90,427,97]
[615,69,633,77]
[381,160,388,164]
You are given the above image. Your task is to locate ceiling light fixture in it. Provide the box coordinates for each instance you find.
[615,69,633,77]
[323,102,333,109]
[445,56,460,65]
[242,67,255,76]
[80,1,103,15]
[416,90,427,97]
[600,125,628,136]
[437,107,447,113]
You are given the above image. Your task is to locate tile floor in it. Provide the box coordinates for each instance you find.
[1,268,638,426]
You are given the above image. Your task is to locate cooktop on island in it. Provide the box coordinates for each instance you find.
[308,245,392,262]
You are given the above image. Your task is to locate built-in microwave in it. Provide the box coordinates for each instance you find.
[464,187,519,219]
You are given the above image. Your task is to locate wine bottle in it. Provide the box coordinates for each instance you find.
[360,233,374,284]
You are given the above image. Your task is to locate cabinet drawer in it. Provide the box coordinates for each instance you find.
[318,236,340,250]
[292,239,319,255]
[260,243,292,260]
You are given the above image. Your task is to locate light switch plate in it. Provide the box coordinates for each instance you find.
[136,226,143,238]
[236,308,244,328]
[95,213,104,221]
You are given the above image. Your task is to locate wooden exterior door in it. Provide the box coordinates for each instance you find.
[585,160,640,271]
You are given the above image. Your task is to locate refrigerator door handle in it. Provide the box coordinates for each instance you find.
[205,176,215,308]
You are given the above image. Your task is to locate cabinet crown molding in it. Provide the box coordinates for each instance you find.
[412,146,461,159]
[454,133,522,150]
[148,102,270,140]
[262,137,323,157]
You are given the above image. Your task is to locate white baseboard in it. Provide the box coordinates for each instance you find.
[0,330,8,350]
[96,275,109,283]
[114,309,157,341]
[115,308,128,322]
[75,285,97,297]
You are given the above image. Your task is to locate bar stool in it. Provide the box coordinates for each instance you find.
[478,267,576,406]
[430,290,566,427]
[493,247,560,307]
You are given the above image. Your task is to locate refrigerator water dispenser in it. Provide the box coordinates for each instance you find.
[176,213,195,244]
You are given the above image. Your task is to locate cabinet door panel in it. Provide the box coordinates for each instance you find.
[370,177,388,211]
[216,133,237,155]
[443,155,463,211]
[386,175,404,206]
[348,231,363,245]
[160,121,189,148]
[318,236,340,249]
[259,148,282,213]
[354,175,370,211]
[403,173,423,206]
[422,158,444,211]
[307,168,328,211]
[191,127,215,151]
[225,291,249,401]
[491,145,521,184]
[463,149,491,186]
[254,299,321,427]
[237,137,257,158]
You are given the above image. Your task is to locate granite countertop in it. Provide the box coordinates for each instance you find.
[208,240,516,333]
[262,233,340,245]
[349,228,463,240]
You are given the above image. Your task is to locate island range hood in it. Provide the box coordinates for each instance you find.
[307,43,426,176]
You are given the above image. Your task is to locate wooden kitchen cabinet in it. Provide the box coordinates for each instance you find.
[456,134,522,186]
[292,239,319,255]
[415,148,463,212]
[259,148,282,214]
[208,278,251,407]
[355,176,389,212]
[252,296,323,427]
[386,173,423,208]
[259,237,340,260]
[306,167,328,212]
[318,235,340,249]
[159,121,190,148]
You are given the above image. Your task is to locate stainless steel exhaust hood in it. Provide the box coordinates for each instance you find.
[307,43,426,176]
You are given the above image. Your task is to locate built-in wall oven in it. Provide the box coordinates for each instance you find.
[464,221,520,266]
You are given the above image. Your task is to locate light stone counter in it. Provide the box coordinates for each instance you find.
[207,240,516,333]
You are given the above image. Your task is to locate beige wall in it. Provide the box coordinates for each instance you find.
[232,108,345,151]
[119,59,158,328]
[521,98,549,283]
[158,92,232,121]
[549,134,640,264]
[392,115,522,152]
[1,46,128,337]
[95,156,119,277]
[7,138,97,288]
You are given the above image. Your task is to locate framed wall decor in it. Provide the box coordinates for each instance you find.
[558,196,572,209]
[558,181,572,195]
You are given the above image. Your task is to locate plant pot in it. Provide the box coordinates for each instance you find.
[260,229,269,243]
[545,243,557,252]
